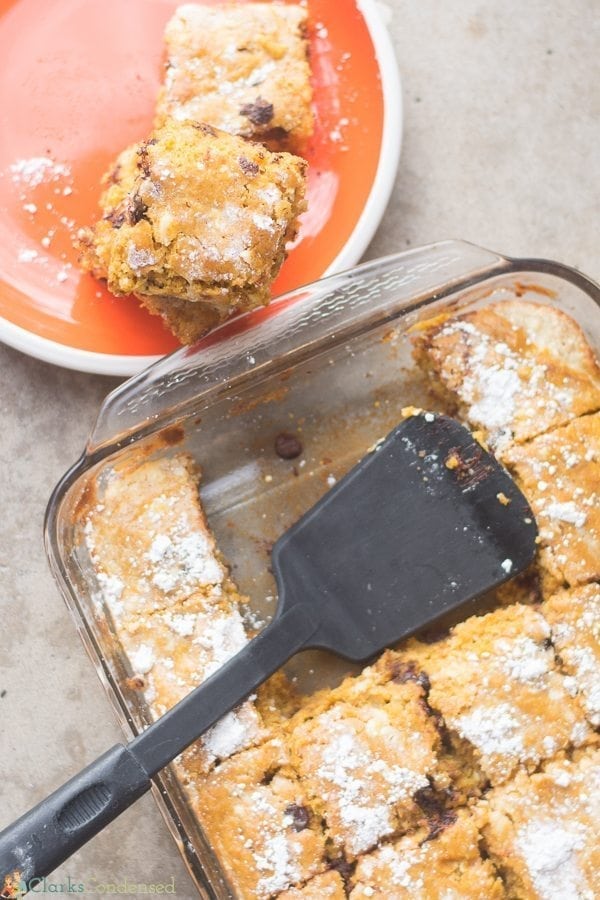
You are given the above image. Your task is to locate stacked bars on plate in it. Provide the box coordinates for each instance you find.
[84,297,600,898]
[78,3,312,343]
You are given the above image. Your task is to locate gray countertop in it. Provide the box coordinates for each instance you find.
[1,0,598,896]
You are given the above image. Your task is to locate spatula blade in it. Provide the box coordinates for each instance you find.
[272,413,537,661]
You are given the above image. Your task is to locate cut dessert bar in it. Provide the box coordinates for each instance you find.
[350,808,504,899]
[192,739,327,899]
[544,583,600,727]
[481,748,600,899]
[278,870,346,899]
[413,300,600,454]
[116,593,266,774]
[398,605,592,786]
[84,454,229,624]
[156,3,313,149]
[504,412,600,590]
[286,652,444,858]
[78,119,307,343]
[85,453,294,775]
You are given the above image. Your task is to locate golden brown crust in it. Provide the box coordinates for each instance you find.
[397,605,592,786]
[156,3,313,150]
[85,453,294,780]
[84,453,226,622]
[351,808,504,898]
[413,300,600,454]
[274,870,346,899]
[78,119,307,342]
[480,748,600,899]
[504,413,600,589]
[192,740,327,899]
[543,583,600,727]
[285,654,442,858]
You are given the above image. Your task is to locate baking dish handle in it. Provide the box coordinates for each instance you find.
[85,241,507,453]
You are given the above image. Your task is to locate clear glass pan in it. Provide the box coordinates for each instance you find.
[44,240,600,897]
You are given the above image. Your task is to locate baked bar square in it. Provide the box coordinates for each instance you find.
[399,605,592,785]
[84,454,231,624]
[278,870,346,899]
[504,412,600,590]
[482,749,600,899]
[193,739,327,899]
[287,653,443,858]
[544,583,600,727]
[350,809,504,899]
[78,119,307,343]
[156,3,313,149]
[413,300,600,454]
[117,595,268,774]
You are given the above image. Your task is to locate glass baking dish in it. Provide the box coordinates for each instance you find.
[44,240,600,898]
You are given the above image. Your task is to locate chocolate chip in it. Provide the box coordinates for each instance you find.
[329,855,354,884]
[239,156,260,176]
[240,97,274,125]
[414,784,458,840]
[104,210,126,229]
[0,689,6,698]
[390,659,431,692]
[191,122,217,137]
[128,193,148,225]
[284,803,310,831]
[136,138,157,176]
[275,432,303,460]
[107,163,122,185]
[262,126,289,143]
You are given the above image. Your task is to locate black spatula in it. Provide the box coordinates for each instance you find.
[0,413,537,891]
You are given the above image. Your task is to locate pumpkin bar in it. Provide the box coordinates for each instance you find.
[156,3,313,150]
[481,748,600,899]
[504,412,600,590]
[85,453,295,775]
[413,300,600,455]
[84,454,230,624]
[399,605,592,786]
[278,870,346,899]
[78,119,307,343]
[544,583,600,727]
[286,652,444,859]
[116,595,266,774]
[193,739,327,899]
[350,808,504,898]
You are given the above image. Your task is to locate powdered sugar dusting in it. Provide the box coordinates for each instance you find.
[497,636,551,683]
[194,608,248,677]
[456,702,524,762]
[544,501,587,528]
[437,317,577,449]
[9,156,71,188]
[131,643,155,675]
[127,244,157,272]
[516,819,587,899]
[310,709,429,855]
[203,704,262,761]
[254,831,301,897]
[145,519,224,594]
[547,586,600,726]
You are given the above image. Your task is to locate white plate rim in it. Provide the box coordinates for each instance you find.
[0,0,402,377]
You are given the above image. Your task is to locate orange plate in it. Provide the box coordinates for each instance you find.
[0,0,389,366]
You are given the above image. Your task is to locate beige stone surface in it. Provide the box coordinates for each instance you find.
[1,1,598,896]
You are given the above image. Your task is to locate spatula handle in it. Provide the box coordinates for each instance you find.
[0,604,317,889]
[0,745,150,893]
